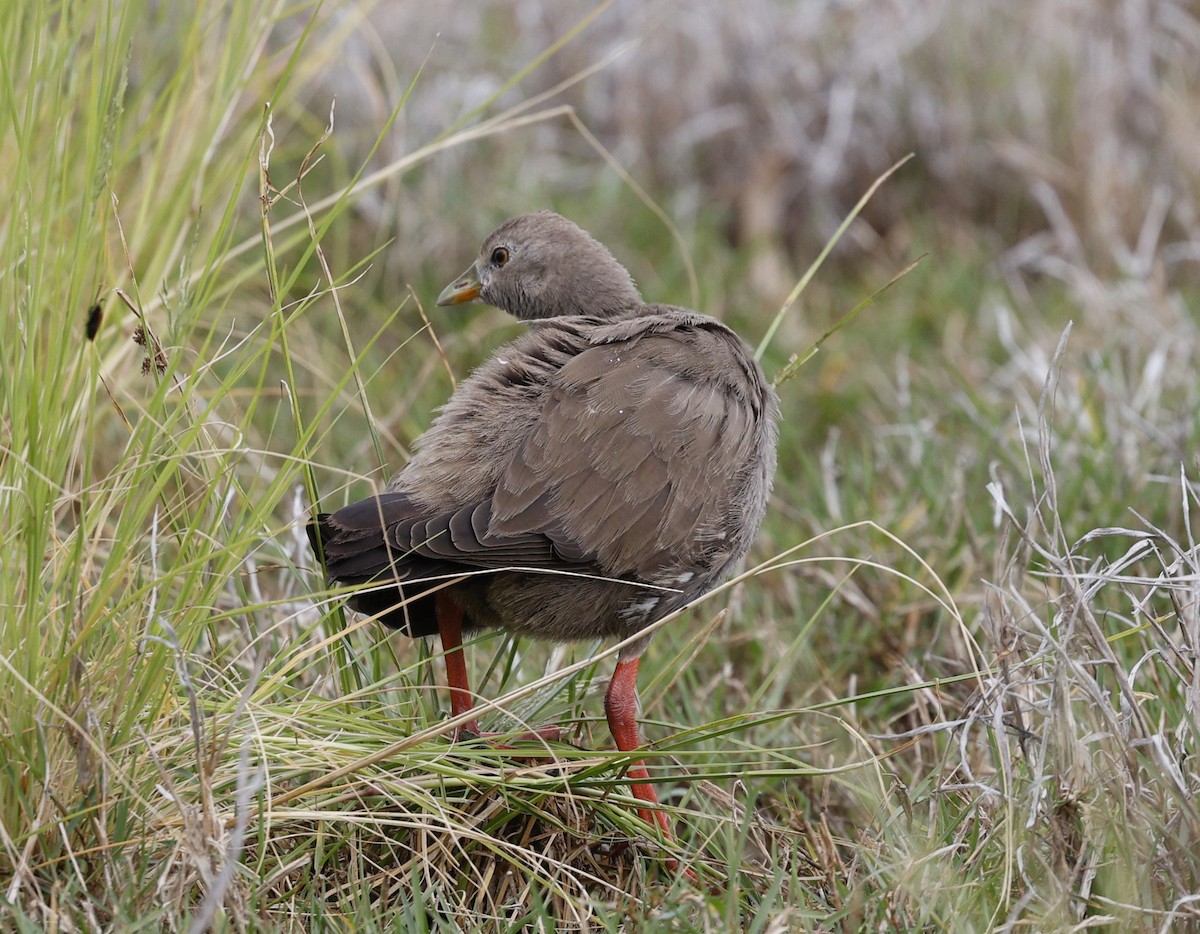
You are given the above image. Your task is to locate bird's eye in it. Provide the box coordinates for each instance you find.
[490,247,509,267]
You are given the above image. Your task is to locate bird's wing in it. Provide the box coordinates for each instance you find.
[487,326,761,580]
[310,491,577,586]
[311,323,764,589]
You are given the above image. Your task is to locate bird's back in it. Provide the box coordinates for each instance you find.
[365,307,778,641]
[310,211,778,644]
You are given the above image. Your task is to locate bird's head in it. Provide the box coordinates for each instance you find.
[436,211,643,321]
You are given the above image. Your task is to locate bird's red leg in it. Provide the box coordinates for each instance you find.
[435,591,560,743]
[436,592,483,738]
[605,656,696,879]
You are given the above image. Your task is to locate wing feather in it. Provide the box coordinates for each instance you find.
[489,329,762,580]
[311,318,771,604]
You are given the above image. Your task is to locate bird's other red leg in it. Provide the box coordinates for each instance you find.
[436,591,482,738]
[435,591,560,743]
[604,657,670,834]
[605,655,696,879]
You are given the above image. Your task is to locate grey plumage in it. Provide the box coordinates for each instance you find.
[308,211,779,871]
[309,211,779,661]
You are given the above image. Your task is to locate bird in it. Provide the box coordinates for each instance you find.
[307,211,779,864]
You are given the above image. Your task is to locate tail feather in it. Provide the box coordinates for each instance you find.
[307,499,441,637]
[306,488,598,638]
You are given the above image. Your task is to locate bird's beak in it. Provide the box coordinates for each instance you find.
[436,262,482,306]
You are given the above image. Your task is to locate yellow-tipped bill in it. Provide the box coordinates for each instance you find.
[436,263,482,306]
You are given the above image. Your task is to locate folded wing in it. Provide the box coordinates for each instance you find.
[309,323,762,632]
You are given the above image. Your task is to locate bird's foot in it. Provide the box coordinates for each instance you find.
[665,856,701,887]
[632,805,702,886]
[449,720,563,747]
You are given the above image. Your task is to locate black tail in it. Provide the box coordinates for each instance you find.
[306,501,440,638]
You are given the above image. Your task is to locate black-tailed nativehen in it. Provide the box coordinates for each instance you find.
[308,211,778,864]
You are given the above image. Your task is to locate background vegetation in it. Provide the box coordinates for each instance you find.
[2,1,1198,930]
